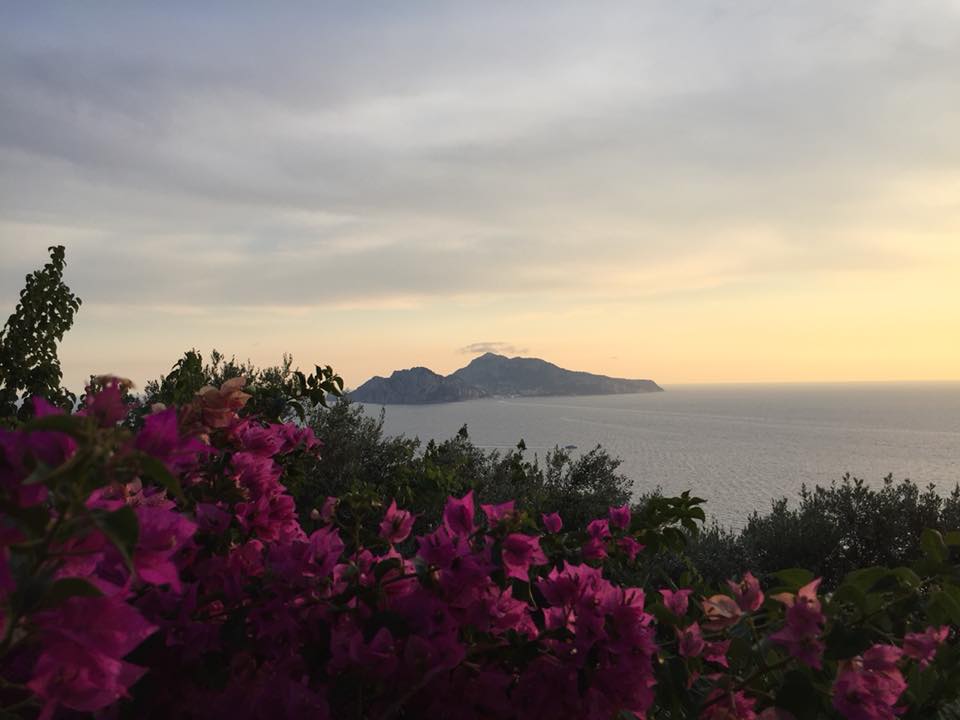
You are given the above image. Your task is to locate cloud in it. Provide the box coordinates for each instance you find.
[459,342,528,356]
[1,1,959,314]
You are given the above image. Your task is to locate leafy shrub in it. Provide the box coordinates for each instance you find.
[690,475,960,590]
[1,379,958,719]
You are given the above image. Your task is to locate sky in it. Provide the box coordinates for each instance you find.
[1,1,959,391]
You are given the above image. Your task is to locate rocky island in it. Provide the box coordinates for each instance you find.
[349,353,663,404]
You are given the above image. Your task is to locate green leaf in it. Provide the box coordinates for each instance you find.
[825,624,875,660]
[137,454,185,502]
[930,590,960,625]
[93,506,139,570]
[24,413,90,438]
[921,529,947,564]
[892,566,922,589]
[942,583,960,614]
[944,530,960,547]
[843,566,891,592]
[907,663,938,705]
[774,669,821,719]
[37,577,103,609]
[833,583,869,615]
[2,501,50,536]
[773,568,814,590]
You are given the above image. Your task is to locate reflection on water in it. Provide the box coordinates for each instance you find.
[360,383,960,527]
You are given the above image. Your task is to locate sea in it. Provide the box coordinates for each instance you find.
[358,383,960,528]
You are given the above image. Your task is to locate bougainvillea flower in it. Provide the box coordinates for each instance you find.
[501,533,548,581]
[704,639,732,667]
[542,512,563,533]
[418,526,470,569]
[348,627,398,678]
[702,594,743,631]
[728,571,765,613]
[481,500,516,524]
[379,499,415,544]
[134,407,209,474]
[659,588,693,617]
[30,646,148,719]
[29,396,78,468]
[677,622,705,658]
[320,496,338,523]
[233,420,286,457]
[196,502,232,534]
[582,518,612,560]
[308,525,345,578]
[608,504,632,530]
[443,490,476,537]
[618,536,644,561]
[29,596,156,717]
[902,626,949,668]
[79,377,130,427]
[770,578,825,668]
[133,504,197,591]
[832,644,907,720]
[195,377,251,429]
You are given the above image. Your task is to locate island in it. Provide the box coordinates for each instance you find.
[348,353,663,404]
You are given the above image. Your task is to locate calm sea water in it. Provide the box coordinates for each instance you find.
[359,383,960,527]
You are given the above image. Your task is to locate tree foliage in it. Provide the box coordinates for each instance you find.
[0,245,81,421]
[143,348,343,424]
[689,475,960,590]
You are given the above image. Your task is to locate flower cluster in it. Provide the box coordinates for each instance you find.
[0,379,956,719]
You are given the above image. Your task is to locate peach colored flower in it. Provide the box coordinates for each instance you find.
[702,594,743,631]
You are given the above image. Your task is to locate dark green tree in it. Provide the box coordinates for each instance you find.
[143,348,343,424]
[0,245,82,421]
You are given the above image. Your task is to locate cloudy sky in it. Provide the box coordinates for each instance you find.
[2,1,959,390]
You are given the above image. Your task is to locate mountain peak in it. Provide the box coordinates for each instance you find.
[349,355,662,405]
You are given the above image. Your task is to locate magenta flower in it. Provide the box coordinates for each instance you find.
[542,512,563,533]
[233,420,286,457]
[903,625,949,668]
[133,504,197,591]
[770,578,826,668]
[134,407,209,473]
[348,627,398,678]
[677,622,705,658]
[832,644,907,720]
[608,503,631,530]
[481,500,516,524]
[308,525,345,578]
[659,588,692,617]
[583,518,611,560]
[275,422,320,454]
[29,596,156,717]
[379,500,415,544]
[417,526,470,569]
[320,496,338,523]
[501,533,548,581]
[728,571,765,612]
[618,536,644,560]
[704,639,732,667]
[443,490,476,537]
[28,397,78,472]
[79,378,130,427]
[196,502,232,533]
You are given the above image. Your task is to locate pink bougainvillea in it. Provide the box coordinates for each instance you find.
[0,377,955,720]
